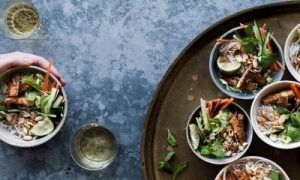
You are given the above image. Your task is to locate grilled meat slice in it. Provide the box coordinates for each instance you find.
[19,82,32,93]
[224,77,256,91]
[232,169,249,180]
[237,65,252,88]
[242,81,256,92]
[7,73,21,97]
[262,90,295,107]
[4,97,34,107]
[224,76,239,87]
[248,72,267,85]
[229,113,245,144]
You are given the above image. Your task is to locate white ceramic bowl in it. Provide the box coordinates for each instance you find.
[0,66,68,147]
[186,102,253,165]
[215,156,290,180]
[284,24,300,82]
[250,80,300,149]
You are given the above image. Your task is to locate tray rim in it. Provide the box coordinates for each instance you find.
[141,1,300,179]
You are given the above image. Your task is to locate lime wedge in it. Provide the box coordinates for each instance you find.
[189,124,200,150]
[30,117,54,136]
[217,56,241,75]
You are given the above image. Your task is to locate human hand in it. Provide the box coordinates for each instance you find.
[0,52,66,85]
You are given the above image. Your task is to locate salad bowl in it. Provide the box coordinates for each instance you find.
[186,98,253,165]
[284,23,300,82]
[215,156,289,180]
[209,23,284,100]
[0,66,68,147]
[251,80,300,149]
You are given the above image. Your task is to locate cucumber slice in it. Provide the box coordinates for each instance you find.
[189,124,200,150]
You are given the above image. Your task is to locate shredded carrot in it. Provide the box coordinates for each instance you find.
[216,38,231,44]
[291,84,300,99]
[239,23,248,29]
[43,61,52,92]
[220,98,234,110]
[207,101,213,116]
[276,61,285,70]
[212,98,220,115]
[270,63,278,71]
[266,41,273,53]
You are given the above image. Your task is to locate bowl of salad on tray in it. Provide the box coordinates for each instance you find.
[215,156,289,180]
[186,98,253,165]
[284,23,300,82]
[209,21,285,99]
[0,66,67,147]
[251,81,300,149]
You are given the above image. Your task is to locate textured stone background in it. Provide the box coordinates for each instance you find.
[0,0,284,179]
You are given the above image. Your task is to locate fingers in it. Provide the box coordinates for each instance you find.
[0,52,66,85]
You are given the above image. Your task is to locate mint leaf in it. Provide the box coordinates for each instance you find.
[291,112,300,127]
[167,129,177,147]
[164,151,175,162]
[259,53,277,69]
[158,151,175,174]
[276,106,290,114]
[270,169,280,180]
[172,161,188,180]
[286,123,300,141]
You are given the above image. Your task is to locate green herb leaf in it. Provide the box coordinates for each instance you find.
[245,24,255,37]
[167,129,177,147]
[158,161,173,174]
[199,139,226,158]
[200,145,211,155]
[276,106,290,115]
[286,123,300,142]
[21,75,43,91]
[270,169,280,180]
[258,53,277,69]
[158,151,175,174]
[291,112,300,127]
[164,151,175,162]
[212,150,225,158]
[172,161,188,180]
[241,37,258,54]
[25,91,37,101]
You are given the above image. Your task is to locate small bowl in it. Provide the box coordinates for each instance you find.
[0,66,68,147]
[186,102,253,165]
[209,26,285,100]
[284,24,300,82]
[216,156,290,180]
[250,80,300,149]
[70,123,118,171]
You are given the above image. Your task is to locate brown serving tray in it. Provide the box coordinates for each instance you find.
[141,1,300,179]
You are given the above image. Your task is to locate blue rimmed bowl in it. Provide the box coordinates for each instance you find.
[209,26,285,100]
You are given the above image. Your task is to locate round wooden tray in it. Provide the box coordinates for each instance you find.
[141,1,300,179]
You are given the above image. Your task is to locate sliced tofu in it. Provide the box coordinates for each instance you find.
[229,113,245,144]
[7,73,21,97]
[4,97,34,107]
[262,90,295,107]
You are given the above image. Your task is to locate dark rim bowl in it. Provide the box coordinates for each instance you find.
[186,101,253,165]
[209,26,285,100]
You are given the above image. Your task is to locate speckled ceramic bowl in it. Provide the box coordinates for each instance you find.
[209,26,284,100]
[284,23,300,82]
[217,156,290,180]
[186,102,253,165]
[0,66,68,147]
[250,80,300,149]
